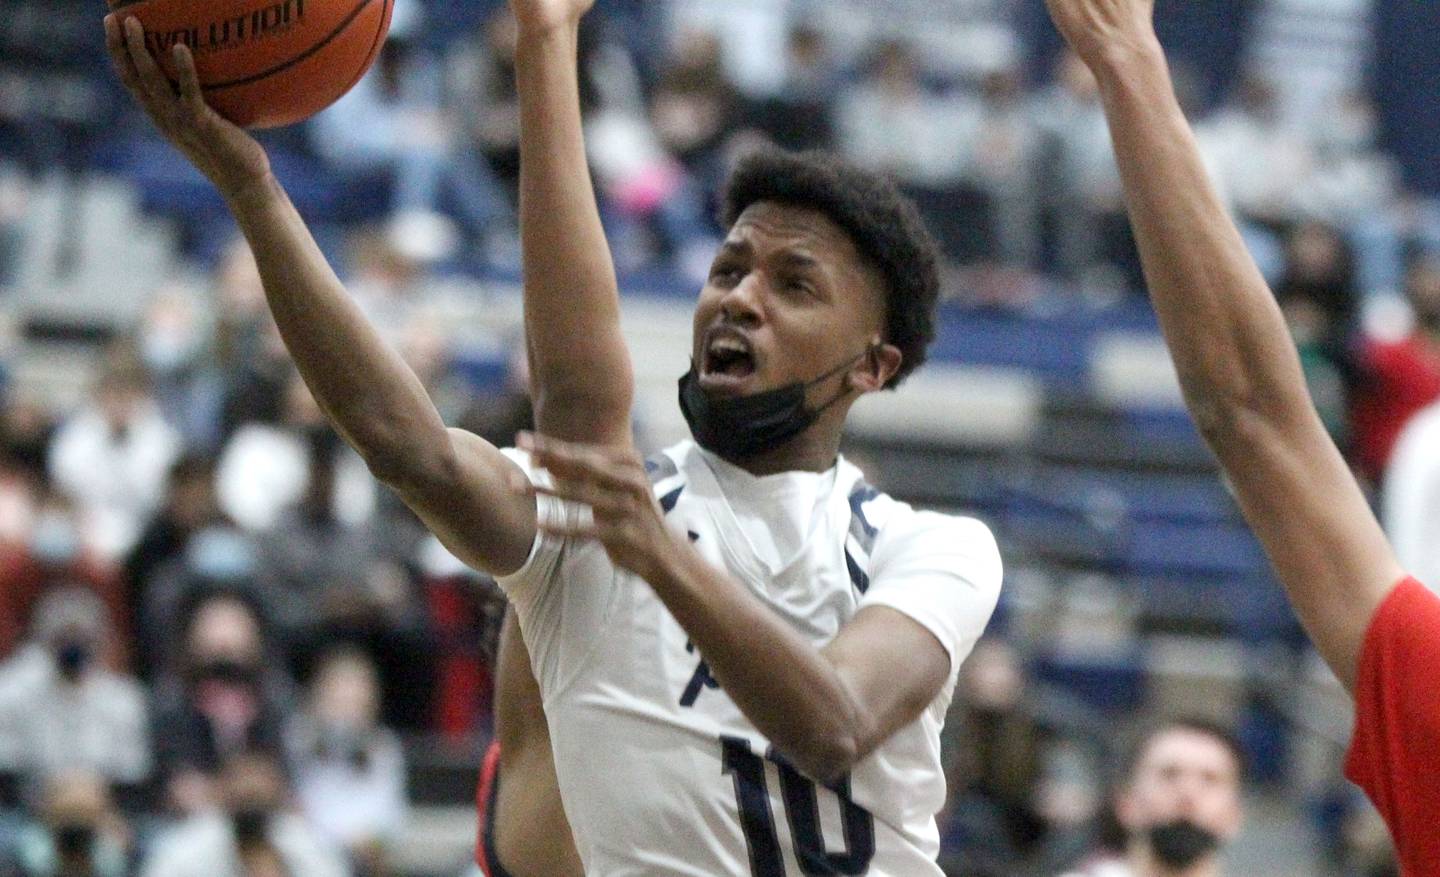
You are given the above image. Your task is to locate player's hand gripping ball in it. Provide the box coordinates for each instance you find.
[106,0,392,127]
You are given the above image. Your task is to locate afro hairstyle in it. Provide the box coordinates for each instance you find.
[719,148,941,388]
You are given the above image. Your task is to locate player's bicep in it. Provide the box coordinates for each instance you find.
[394,428,538,578]
[823,607,951,753]
[1213,408,1403,691]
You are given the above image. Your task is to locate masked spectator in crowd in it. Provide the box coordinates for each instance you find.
[47,349,181,561]
[288,650,406,877]
[217,372,376,533]
[141,751,348,877]
[151,591,292,815]
[1351,256,1440,483]
[0,770,131,877]
[1064,720,1245,877]
[0,488,125,664]
[0,587,150,788]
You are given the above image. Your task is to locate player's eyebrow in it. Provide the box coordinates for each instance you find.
[716,239,753,260]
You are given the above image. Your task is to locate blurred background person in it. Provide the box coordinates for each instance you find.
[150,591,293,816]
[140,751,349,877]
[1064,720,1245,877]
[0,587,150,792]
[0,770,131,877]
[287,649,406,877]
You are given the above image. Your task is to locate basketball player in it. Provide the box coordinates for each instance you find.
[1044,0,1440,871]
[105,0,1004,873]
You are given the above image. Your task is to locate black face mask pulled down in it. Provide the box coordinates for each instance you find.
[678,348,871,461]
[1148,819,1221,870]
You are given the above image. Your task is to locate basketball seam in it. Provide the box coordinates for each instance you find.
[198,0,376,91]
[336,0,389,98]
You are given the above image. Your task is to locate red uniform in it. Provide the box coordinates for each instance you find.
[475,741,512,877]
[1345,577,1440,875]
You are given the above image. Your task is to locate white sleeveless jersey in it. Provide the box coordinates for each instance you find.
[498,441,1002,876]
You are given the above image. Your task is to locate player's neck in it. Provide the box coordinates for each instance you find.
[715,421,844,477]
[1128,845,1221,877]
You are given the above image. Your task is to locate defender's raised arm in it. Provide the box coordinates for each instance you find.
[509,0,634,448]
[1043,0,1402,691]
[105,15,537,576]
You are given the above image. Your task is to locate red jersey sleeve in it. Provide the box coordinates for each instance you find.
[1345,577,1440,875]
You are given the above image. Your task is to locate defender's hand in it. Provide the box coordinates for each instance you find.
[506,0,596,38]
[105,14,271,200]
[510,432,680,583]
[1044,0,1160,70]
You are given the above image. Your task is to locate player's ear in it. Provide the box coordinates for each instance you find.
[848,341,901,393]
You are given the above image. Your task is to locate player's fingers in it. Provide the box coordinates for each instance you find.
[172,44,208,116]
[105,16,145,94]
[123,16,176,105]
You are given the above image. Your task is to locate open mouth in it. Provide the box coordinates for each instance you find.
[700,329,758,387]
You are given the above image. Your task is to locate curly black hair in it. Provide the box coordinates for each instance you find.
[719,149,941,388]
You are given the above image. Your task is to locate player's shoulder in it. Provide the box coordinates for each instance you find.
[838,459,1000,561]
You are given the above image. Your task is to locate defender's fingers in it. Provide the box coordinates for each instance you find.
[172,43,207,114]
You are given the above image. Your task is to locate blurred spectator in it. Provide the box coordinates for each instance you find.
[140,751,348,877]
[738,25,840,153]
[1196,74,1315,230]
[0,489,126,665]
[123,454,230,677]
[288,650,406,877]
[1383,398,1440,592]
[452,8,525,199]
[941,639,1105,875]
[1274,223,1359,446]
[1305,92,1398,230]
[217,373,376,533]
[137,287,225,454]
[1033,52,1129,290]
[48,350,182,561]
[1063,719,1245,877]
[311,0,512,267]
[650,30,740,186]
[0,587,150,788]
[1350,256,1440,483]
[151,591,292,816]
[0,771,131,877]
[958,65,1043,271]
[837,39,966,189]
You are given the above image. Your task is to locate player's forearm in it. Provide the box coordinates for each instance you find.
[514,25,633,444]
[1090,45,1315,442]
[649,545,874,784]
[224,175,454,485]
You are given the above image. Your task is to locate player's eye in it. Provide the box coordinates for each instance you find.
[710,263,744,285]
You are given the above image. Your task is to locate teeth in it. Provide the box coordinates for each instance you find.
[709,338,748,355]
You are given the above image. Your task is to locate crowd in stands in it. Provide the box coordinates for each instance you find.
[1,0,1438,875]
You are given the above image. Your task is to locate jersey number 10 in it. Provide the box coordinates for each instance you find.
[721,736,876,876]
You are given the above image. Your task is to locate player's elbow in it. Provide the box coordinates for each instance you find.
[794,733,863,787]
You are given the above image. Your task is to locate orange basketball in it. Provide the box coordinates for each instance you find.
[108,0,392,129]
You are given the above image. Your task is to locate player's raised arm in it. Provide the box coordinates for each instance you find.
[508,0,634,447]
[1042,0,1402,690]
[105,16,537,576]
